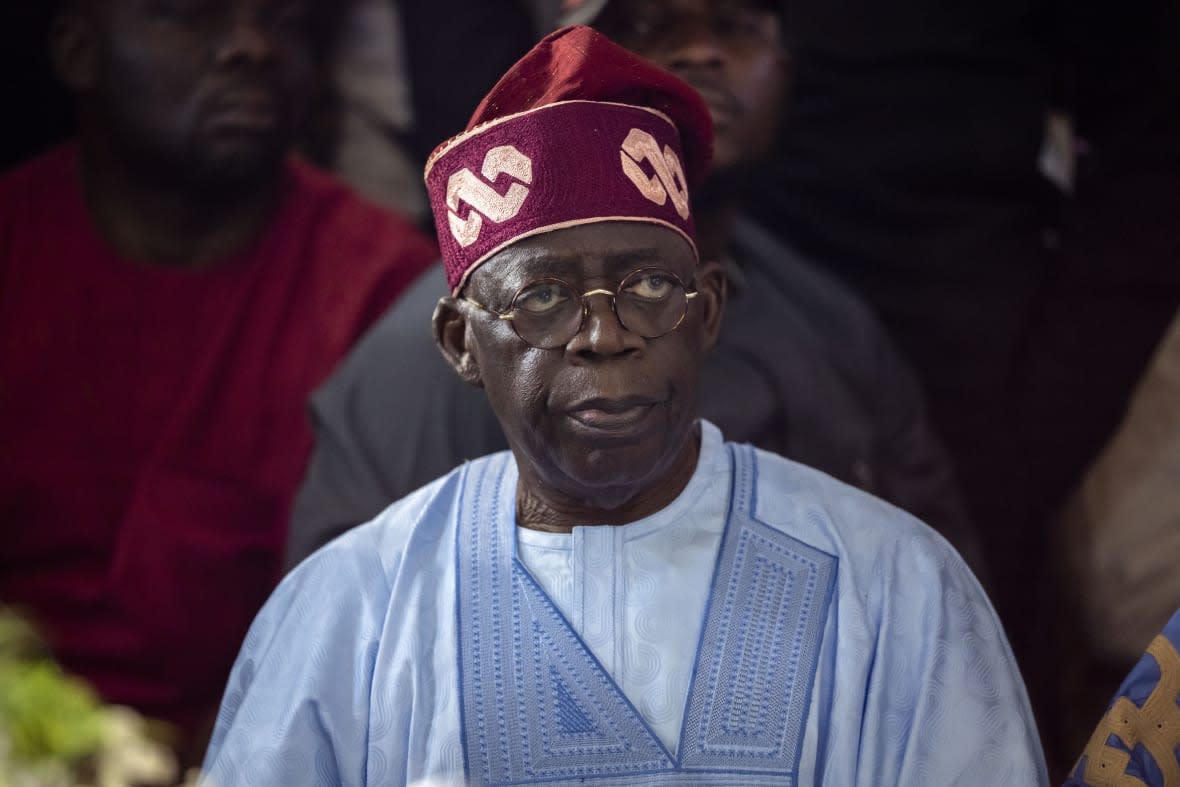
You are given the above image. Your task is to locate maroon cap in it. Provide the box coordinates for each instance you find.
[424,25,714,293]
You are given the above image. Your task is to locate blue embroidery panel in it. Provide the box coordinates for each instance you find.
[680,445,836,777]
[456,444,836,785]
[512,567,674,779]
[456,455,670,786]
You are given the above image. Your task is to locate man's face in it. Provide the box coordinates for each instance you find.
[444,222,724,511]
[78,0,319,187]
[596,0,787,173]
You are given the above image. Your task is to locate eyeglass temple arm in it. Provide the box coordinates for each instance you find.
[460,296,517,321]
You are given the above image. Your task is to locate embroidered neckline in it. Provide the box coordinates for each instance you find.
[456,443,837,785]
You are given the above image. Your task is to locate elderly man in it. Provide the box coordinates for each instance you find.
[203,27,1045,786]
[0,0,435,753]
[285,0,981,576]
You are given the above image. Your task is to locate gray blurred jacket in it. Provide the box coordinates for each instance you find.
[286,217,982,575]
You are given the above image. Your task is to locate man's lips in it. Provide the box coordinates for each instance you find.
[687,82,741,124]
[566,396,660,431]
[205,91,282,132]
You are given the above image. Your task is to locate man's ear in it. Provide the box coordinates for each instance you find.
[694,260,727,352]
[49,8,99,92]
[433,297,484,388]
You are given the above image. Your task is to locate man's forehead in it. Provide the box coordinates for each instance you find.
[501,247,666,278]
[475,224,696,285]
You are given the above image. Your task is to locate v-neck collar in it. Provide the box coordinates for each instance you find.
[455,434,837,785]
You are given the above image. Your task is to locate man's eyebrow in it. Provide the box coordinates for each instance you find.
[501,253,580,283]
[511,247,666,277]
[603,248,664,269]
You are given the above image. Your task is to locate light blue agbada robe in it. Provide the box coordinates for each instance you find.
[202,421,1047,786]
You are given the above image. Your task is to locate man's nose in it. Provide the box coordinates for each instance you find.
[566,293,644,359]
[214,14,276,67]
[661,18,726,71]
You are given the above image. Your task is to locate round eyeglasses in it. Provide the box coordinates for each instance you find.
[461,267,699,350]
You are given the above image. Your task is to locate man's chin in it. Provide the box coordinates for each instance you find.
[190,145,286,191]
[553,450,672,511]
[565,480,653,518]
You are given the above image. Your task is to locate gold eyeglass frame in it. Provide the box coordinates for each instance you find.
[460,267,700,349]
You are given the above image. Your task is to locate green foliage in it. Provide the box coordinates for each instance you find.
[0,609,183,787]
[0,660,106,764]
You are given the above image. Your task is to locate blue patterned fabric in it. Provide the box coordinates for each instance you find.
[457,457,674,784]
[202,421,1047,786]
[457,443,835,784]
[1066,607,1180,787]
[679,447,835,776]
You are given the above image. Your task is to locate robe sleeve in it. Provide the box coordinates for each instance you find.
[201,535,394,787]
[856,532,1049,786]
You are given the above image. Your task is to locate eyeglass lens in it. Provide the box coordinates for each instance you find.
[510,269,689,349]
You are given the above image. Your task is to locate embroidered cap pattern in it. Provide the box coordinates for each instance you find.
[446,146,533,248]
[620,128,690,220]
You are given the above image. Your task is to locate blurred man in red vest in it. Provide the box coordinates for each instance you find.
[0,0,436,759]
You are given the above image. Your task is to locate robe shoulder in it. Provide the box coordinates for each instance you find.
[286,458,480,588]
[202,462,478,786]
[746,442,965,569]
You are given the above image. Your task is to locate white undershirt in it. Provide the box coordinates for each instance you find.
[515,422,730,752]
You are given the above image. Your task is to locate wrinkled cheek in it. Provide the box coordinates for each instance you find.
[481,363,551,448]
[512,358,554,428]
